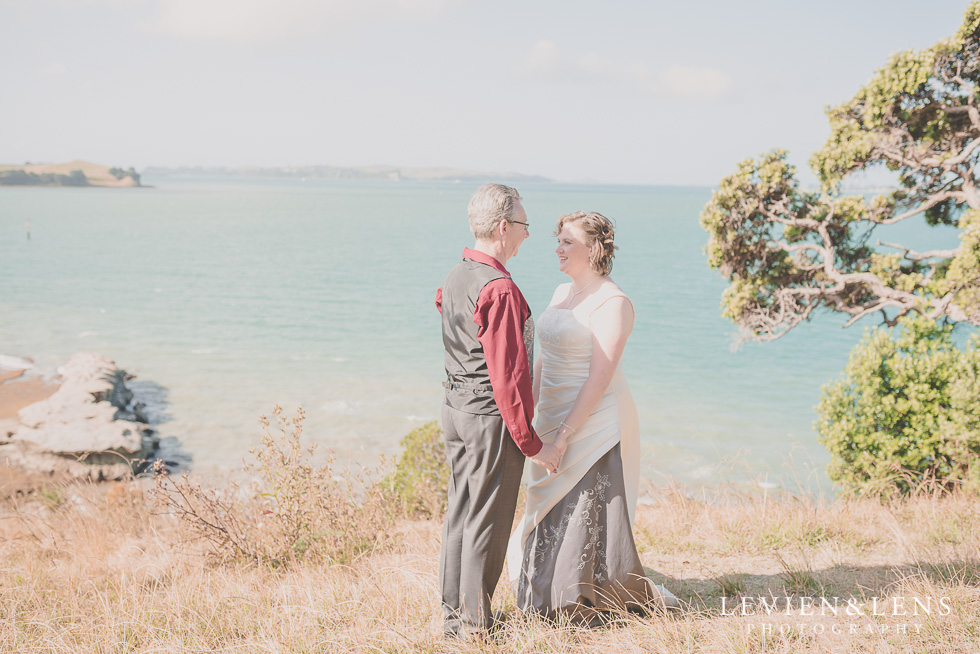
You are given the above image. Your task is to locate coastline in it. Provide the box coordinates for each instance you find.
[0,178,856,489]
[0,353,158,484]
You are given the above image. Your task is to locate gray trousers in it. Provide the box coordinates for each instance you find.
[439,403,525,635]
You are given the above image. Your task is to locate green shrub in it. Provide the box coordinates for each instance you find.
[816,316,980,494]
[383,421,448,519]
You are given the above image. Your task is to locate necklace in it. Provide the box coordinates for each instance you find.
[566,277,599,307]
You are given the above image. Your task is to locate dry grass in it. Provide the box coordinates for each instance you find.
[150,407,395,568]
[2,476,979,653]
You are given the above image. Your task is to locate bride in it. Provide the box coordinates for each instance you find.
[507,210,675,624]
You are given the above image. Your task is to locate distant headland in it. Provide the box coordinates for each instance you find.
[143,164,550,183]
[0,161,142,188]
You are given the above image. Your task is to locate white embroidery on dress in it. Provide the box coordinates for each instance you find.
[536,307,591,347]
[530,500,575,580]
[525,471,612,584]
[577,473,611,582]
[535,307,563,346]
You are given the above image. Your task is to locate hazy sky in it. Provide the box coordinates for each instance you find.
[1,0,974,185]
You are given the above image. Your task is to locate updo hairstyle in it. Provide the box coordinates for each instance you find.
[554,211,617,276]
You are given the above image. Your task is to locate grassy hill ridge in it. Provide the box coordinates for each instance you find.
[0,161,141,187]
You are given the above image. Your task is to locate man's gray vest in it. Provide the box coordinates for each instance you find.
[441,257,531,416]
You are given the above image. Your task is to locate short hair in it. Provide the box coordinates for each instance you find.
[468,184,522,240]
[554,211,617,276]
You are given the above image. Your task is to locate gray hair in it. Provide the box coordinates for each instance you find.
[467,184,522,239]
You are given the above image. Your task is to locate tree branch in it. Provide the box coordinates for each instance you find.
[941,105,980,132]
[877,241,958,261]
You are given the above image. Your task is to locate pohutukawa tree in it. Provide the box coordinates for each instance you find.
[701,2,980,341]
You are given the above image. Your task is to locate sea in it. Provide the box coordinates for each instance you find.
[0,177,967,492]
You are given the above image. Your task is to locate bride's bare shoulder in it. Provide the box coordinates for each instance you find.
[597,278,629,301]
[591,279,634,317]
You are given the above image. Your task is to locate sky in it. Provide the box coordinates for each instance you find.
[1,0,975,185]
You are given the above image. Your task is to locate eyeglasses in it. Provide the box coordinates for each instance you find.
[508,219,530,233]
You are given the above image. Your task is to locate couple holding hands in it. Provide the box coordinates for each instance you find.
[436,183,676,638]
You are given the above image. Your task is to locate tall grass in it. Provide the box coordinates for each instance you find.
[1,424,979,652]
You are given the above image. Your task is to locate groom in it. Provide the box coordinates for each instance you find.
[435,183,562,637]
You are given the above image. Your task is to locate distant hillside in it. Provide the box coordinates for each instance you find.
[143,164,550,183]
[0,161,141,187]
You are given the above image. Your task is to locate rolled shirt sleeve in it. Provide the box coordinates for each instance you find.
[474,279,542,457]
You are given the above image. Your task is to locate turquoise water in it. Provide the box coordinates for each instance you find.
[0,178,964,488]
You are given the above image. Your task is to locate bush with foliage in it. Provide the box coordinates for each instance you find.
[816,316,980,493]
[383,421,449,519]
[153,406,395,567]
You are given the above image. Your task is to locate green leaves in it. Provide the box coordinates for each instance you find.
[702,3,980,341]
[700,150,880,338]
[816,317,980,494]
[807,1,980,192]
[811,47,938,191]
[811,110,875,192]
[946,209,980,321]
[382,421,448,519]
[701,2,980,495]
[955,3,980,44]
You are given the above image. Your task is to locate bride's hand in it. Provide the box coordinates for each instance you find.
[555,422,574,448]
[552,423,573,459]
[531,428,571,474]
[530,442,562,474]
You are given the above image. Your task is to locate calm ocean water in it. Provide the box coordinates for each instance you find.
[0,177,965,489]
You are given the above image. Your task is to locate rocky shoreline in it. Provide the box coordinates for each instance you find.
[0,353,159,483]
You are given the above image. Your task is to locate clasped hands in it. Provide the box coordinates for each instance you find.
[530,423,574,474]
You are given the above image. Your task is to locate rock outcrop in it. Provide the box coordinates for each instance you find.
[1,353,158,481]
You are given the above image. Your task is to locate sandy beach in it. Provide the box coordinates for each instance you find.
[0,367,59,423]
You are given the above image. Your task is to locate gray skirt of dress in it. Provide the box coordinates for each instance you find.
[515,443,656,623]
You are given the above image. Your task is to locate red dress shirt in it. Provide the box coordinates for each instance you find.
[436,248,542,456]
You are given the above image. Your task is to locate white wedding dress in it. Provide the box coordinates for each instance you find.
[507,290,668,622]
